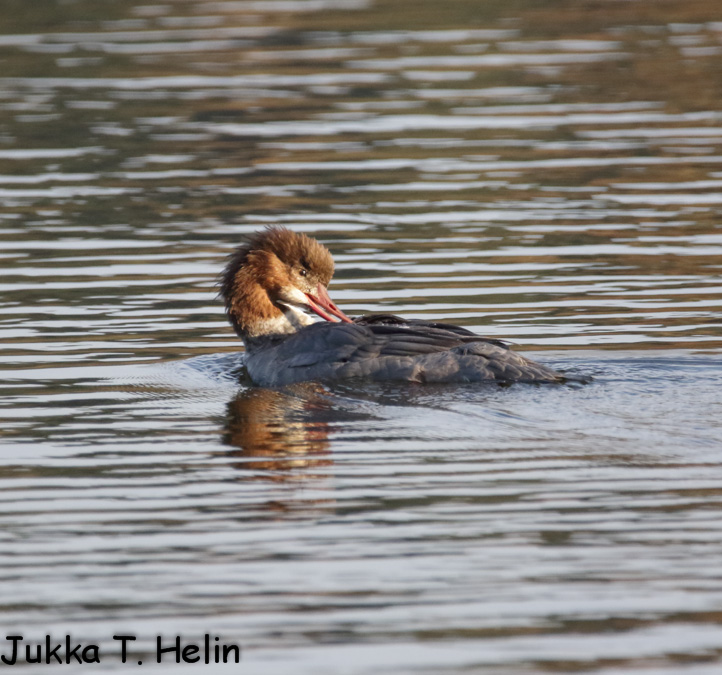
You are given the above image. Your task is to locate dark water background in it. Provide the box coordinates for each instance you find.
[1,0,722,672]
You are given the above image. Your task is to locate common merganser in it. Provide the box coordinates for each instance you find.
[220,226,563,386]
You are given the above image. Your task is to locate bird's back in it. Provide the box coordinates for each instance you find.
[245,314,562,386]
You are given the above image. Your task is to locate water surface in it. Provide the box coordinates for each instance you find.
[1,0,722,672]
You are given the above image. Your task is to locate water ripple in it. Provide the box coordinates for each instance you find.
[2,0,722,672]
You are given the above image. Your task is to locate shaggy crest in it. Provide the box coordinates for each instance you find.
[221,227,333,301]
[220,226,336,340]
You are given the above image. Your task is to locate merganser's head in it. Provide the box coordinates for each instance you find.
[220,226,352,344]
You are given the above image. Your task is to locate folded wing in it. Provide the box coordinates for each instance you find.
[247,314,562,386]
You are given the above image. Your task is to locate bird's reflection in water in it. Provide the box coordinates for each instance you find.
[222,383,336,481]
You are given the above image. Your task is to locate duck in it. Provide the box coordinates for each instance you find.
[220,226,564,387]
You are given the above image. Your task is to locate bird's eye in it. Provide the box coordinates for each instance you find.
[299,268,308,277]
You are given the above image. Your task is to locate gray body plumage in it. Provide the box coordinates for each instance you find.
[245,314,562,387]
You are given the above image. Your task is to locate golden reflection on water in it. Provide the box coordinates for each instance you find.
[222,384,333,477]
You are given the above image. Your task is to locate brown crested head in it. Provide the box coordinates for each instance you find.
[220,226,341,341]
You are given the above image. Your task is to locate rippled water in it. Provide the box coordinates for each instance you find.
[2,0,722,672]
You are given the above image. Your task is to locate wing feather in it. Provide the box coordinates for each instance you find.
[246,317,561,386]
